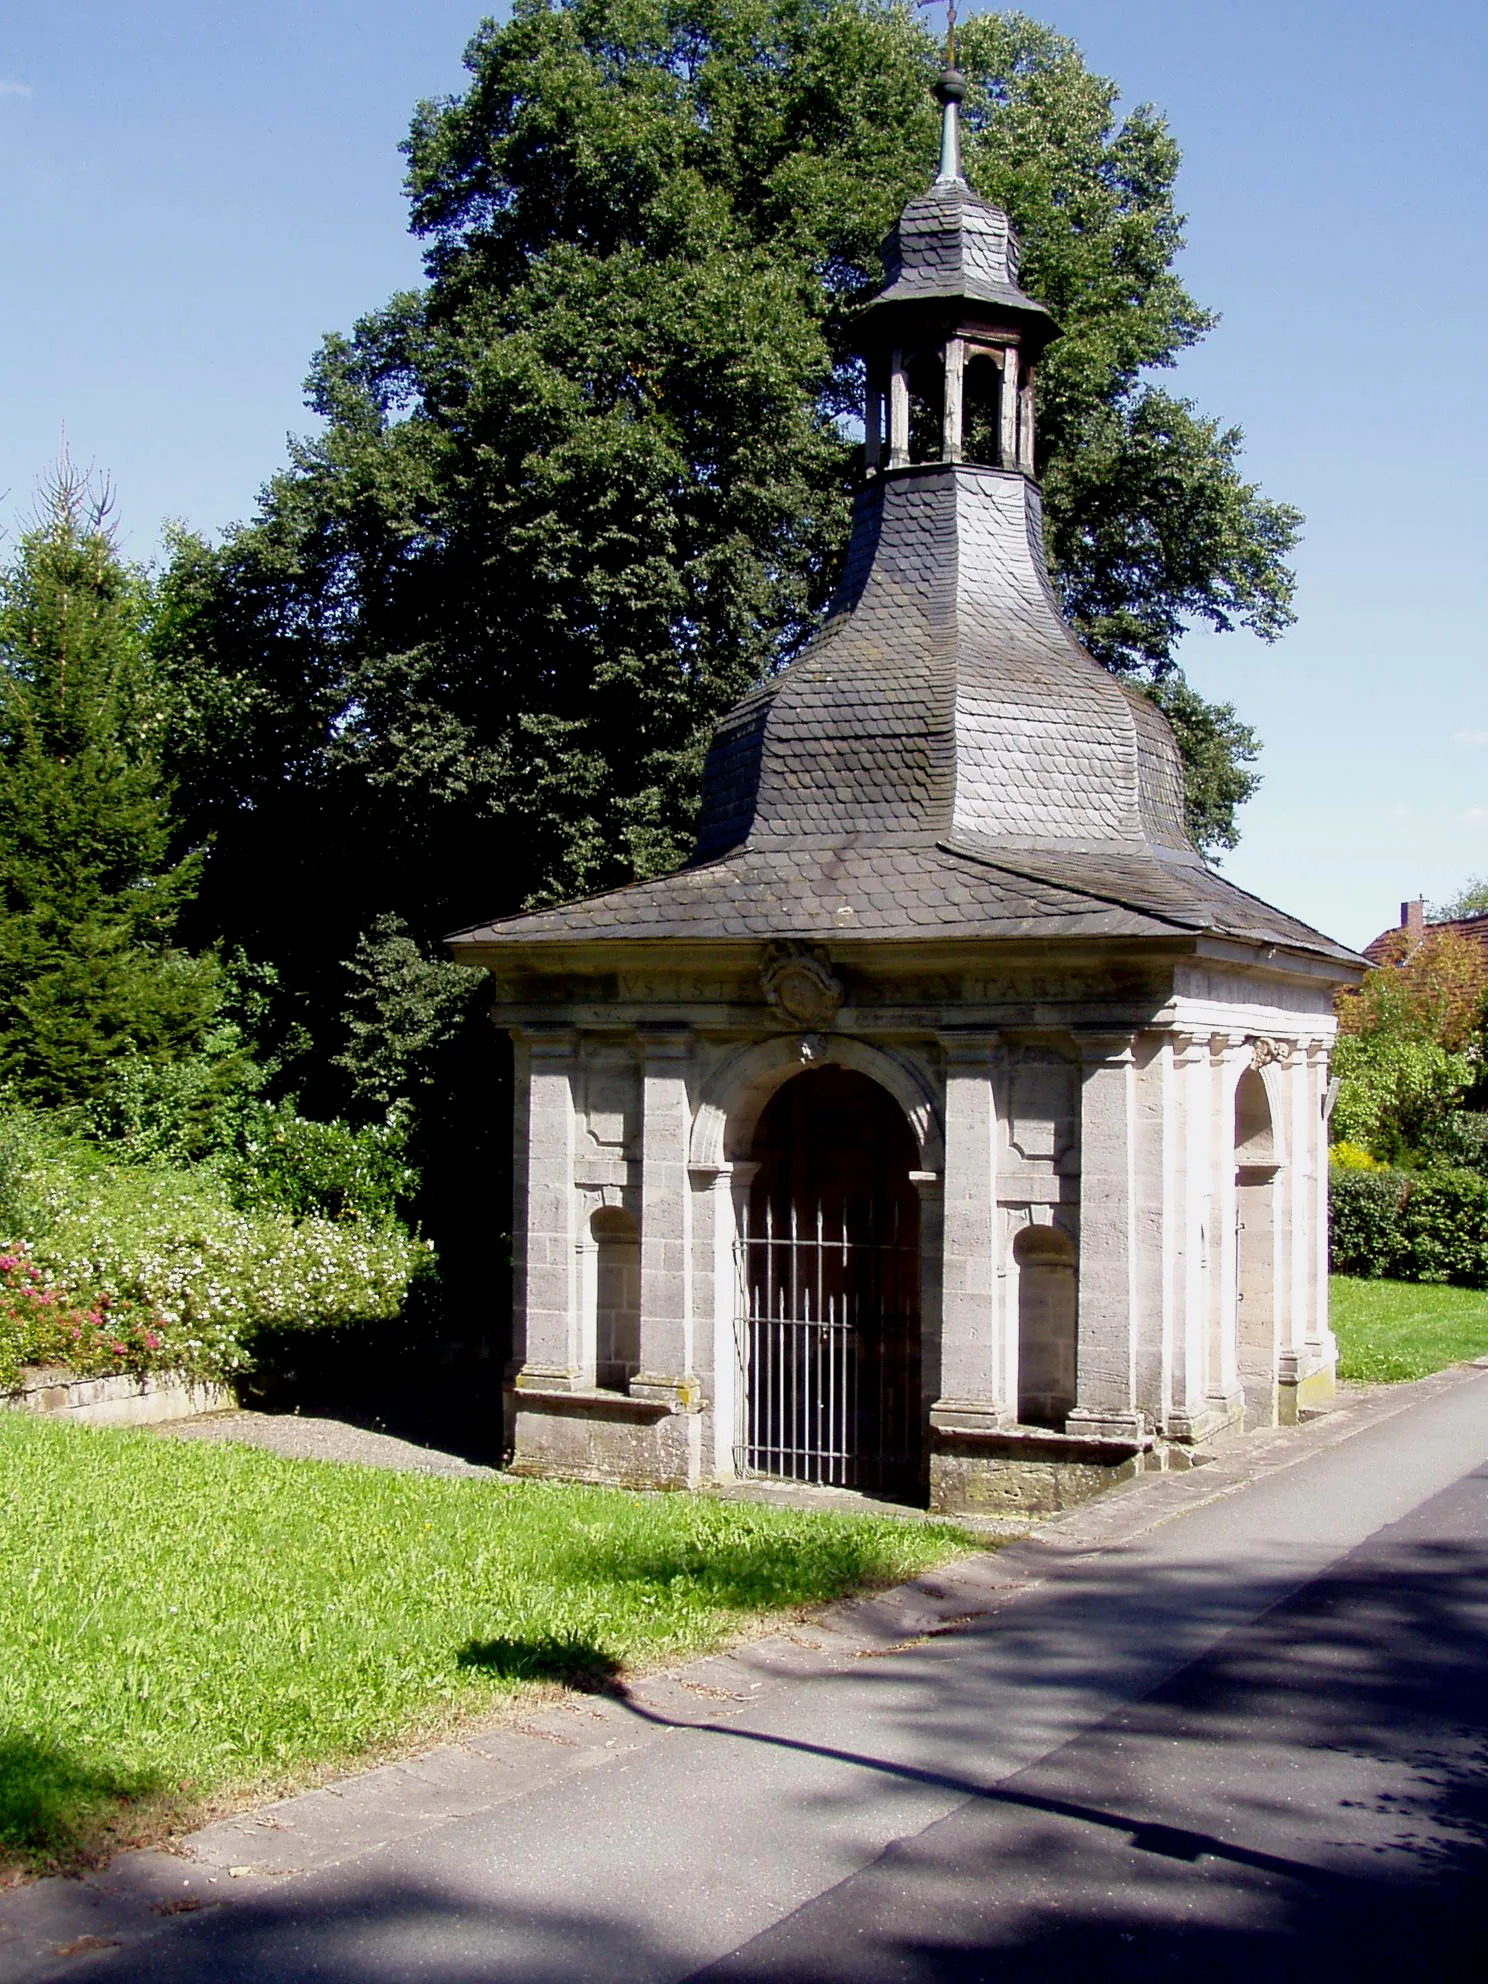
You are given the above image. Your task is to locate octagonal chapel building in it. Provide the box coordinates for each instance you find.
[450,77,1364,1514]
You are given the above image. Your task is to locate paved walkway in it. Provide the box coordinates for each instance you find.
[157,1409,499,1479]
[4,1367,1487,1981]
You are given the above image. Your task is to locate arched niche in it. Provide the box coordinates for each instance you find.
[1234,1064,1282,1427]
[589,1205,640,1393]
[1012,1223,1077,1428]
[1235,1067,1279,1169]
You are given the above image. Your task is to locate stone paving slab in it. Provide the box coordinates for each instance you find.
[0,1370,1472,1984]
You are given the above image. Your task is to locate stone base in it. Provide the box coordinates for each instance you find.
[1241,1379,1281,1432]
[509,1384,702,1490]
[929,1422,1153,1517]
[1278,1360,1336,1426]
[3,1367,234,1429]
[1166,1392,1246,1451]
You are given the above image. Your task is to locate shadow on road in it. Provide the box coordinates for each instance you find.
[86,1470,1488,1983]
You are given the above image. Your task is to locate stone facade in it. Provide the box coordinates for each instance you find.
[450,73,1362,1512]
[475,946,1343,1509]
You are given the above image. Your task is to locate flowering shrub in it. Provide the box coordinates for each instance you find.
[1328,1141,1383,1172]
[0,1243,166,1391]
[0,1107,429,1392]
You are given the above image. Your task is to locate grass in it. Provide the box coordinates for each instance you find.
[1331,1274,1488,1382]
[0,1415,971,1880]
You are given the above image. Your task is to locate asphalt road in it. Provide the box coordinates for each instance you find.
[32,1370,1488,1982]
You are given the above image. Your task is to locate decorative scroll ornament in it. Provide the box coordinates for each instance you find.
[761,944,844,1029]
[1250,1036,1294,1071]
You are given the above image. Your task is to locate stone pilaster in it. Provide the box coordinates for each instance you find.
[634,1026,696,1405]
[911,1168,946,1418]
[1165,1032,1212,1440]
[513,1025,581,1388]
[1132,1033,1167,1429]
[1286,1038,1339,1418]
[1207,1032,1246,1425]
[1068,1032,1143,1440]
[934,1030,1004,1422]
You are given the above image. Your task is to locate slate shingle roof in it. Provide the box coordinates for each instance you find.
[450,836,1348,956]
[448,147,1361,977]
[866,178,1054,344]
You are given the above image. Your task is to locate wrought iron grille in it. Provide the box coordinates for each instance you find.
[734,1194,920,1493]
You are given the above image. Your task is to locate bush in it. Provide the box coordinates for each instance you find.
[1329,1161,1488,1288]
[1329,1165,1409,1279]
[1328,1140,1382,1171]
[222,1101,417,1225]
[1426,1110,1488,1178]
[0,1243,166,1391]
[1402,1167,1488,1286]
[1329,1030,1472,1166]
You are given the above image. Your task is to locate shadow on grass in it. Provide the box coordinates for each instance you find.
[0,1732,163,1875]
[457,1633,623,1693]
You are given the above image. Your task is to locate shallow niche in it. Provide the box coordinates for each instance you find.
[1013,1223,1077,1428]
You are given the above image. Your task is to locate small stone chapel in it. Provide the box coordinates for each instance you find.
[449,74,1364,1513]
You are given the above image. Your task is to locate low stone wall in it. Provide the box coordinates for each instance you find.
[508,1383,703,1490]
[3,1366,234,1429]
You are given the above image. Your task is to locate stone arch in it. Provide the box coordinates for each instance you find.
[689,1035,944,1174]
[961,351,1004,466]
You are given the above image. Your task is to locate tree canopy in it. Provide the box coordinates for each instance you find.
[1431,877,1488,922]
[159,0,1297,1092]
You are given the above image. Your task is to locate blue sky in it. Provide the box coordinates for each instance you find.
[2,1,1483,952]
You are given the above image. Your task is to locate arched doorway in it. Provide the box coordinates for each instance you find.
[736,1067,922,1495]
[1234,1068,1281,1426]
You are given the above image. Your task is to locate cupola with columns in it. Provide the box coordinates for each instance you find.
[861,69,1056,478]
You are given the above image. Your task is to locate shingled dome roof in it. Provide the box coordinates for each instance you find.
[865,179,1054,338]
[450,94,1356,969]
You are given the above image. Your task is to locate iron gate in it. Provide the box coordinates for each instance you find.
[734,1194,920,1493]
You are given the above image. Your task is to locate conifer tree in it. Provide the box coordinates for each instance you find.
[0,466,217,1103]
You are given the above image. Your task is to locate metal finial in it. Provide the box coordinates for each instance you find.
[933,67,967,184]
[919,0,966,182]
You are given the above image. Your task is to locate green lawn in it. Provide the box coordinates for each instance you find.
[0,1416,970,1879]
[1331,1275,1488,1382]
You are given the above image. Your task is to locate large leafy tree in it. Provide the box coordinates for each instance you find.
[161,0,1296,1086]
[0,470,218,1104]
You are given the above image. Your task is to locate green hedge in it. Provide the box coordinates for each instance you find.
[1329,1164,1488,1287]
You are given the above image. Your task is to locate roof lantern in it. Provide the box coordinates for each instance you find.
[450,68,1355,970]
[861,70,1057,478]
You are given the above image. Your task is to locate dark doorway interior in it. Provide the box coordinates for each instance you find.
[739,1067,922,1498]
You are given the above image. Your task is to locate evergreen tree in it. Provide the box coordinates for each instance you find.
[0,468,217,1104]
